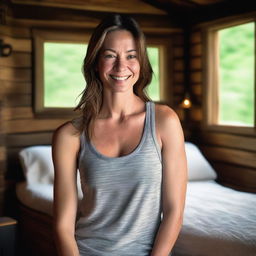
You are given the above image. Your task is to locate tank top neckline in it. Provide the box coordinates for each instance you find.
[87,101,151,161]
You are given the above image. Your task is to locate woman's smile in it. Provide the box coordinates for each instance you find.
[110,75,131,81]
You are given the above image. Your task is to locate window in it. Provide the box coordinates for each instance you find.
[33,30,172,116]
[33,29,91,116]
[205,18,255,133]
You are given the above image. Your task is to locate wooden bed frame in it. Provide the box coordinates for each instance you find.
[17,202,57,256]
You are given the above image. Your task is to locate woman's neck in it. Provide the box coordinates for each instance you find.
[99,90,145,120]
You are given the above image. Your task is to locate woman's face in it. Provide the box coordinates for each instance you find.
[97,30,140,93]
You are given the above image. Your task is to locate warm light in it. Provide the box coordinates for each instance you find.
[180,97,192,109]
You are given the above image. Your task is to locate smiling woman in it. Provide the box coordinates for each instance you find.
[52,13,187,256]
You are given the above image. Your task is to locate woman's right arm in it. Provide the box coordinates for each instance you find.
[52,122,80,256]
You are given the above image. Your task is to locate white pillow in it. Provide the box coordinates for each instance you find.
[18,145,83,197]
[185,142,217,181]
[19,145,54,184]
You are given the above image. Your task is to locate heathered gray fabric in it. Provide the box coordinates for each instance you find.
[75,102,162,256]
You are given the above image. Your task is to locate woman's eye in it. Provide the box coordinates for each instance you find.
[104,54,116,59]
[127,55,137,59]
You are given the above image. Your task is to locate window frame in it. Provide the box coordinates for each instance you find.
[33,29,91,117]
[145,36,173,104]
[202,16,256,135]
[33,29,173,117]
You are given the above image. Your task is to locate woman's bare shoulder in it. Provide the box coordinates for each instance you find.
[52,119,81,148]
[154,103,184,143]
[155,103,180,126]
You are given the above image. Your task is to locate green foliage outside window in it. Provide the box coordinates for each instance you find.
[219,22,255,126]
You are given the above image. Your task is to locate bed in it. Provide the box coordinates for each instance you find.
[16,142,256,255]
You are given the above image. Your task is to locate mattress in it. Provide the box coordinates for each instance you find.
[173,181,256,256]
[16,182,54,216]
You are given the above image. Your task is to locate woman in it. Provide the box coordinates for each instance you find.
[52,14,187,256]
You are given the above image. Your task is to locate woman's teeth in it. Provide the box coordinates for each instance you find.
[110,75,130,81]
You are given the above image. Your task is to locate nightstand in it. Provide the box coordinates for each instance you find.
[0,217,17,256]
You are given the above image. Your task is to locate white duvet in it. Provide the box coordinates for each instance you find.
[173,181,256,256]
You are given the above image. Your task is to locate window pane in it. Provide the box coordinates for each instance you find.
[147,47,160,101]
[219,22,255,126]
[44,42,87,107]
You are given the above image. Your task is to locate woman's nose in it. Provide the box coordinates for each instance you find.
[114,57,126,71]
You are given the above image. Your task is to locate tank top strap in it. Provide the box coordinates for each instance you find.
[148,101,162,161]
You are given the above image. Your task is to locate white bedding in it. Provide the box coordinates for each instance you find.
[173,181,256,256]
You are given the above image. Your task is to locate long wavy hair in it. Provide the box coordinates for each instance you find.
[74,14,153,139]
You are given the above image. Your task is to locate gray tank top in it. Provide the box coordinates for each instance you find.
[75,101,162,256]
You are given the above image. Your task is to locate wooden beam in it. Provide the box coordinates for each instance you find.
[199,132,256,152]
[200,145,256,169]
[0,35,31,52]
[4,119,70,133]
[2,107,33,120]
[0,81,31,95]
[11,0,167,15]
[4,94,31,107]
[6,132,52,147]
[212,162,256,192]
[0,67,31,82]
[190,71,202,83]
[0,52,31,68]
[0,24,31,38]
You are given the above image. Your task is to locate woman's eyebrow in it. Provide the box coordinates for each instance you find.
[103,49,137,53]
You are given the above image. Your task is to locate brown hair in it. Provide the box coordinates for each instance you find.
[74,14,153,139]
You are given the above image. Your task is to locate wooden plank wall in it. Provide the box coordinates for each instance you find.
[188,27,256,193]
[0,23,69,215]
[0,2,185,215]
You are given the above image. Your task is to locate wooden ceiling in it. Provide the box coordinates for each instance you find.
[7,0,256,27]
[153,0,226,7]
[145,0,256,25]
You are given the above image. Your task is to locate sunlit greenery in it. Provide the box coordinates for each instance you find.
[44,43,160,107]
[44,42,86,107]
[147,47,160,101]
[219,22,255,126]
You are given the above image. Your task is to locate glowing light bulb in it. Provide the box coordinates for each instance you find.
[181,97,192,108]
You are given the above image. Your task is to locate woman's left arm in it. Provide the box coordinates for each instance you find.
[150,105,188,256]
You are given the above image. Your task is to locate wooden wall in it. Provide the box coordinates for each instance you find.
[187,19,256,193]
[0,1,184,215]
[0,23,68,215]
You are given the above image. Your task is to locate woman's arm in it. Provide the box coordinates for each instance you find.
[150,105,187,256]
[52,122,81,256]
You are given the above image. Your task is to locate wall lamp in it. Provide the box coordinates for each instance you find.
[0,39,12,57]
[180,92,192,109]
